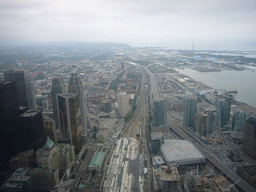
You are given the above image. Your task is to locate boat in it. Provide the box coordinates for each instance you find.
[226,90,238,94]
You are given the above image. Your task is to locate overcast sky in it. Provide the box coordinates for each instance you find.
[1,0,255,50]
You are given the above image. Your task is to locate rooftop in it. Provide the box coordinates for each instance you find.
[89,152,105,168]
[161,140,205,164]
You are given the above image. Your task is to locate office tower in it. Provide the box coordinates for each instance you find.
[68,72,87,138]
[42,100,49,111]
[19,110,47,152]
[4,70,36,109]
[29,167,59,191]
[195,112,208,136]
[57,94,82,154]
[151,132,164,154]
[231,110,246,143]
[36,137,60,171]
[51,77,63,130]
[153,98,167,127]
[183,97,197,128]
[43,115,57,144]
[9,149,37,173]
[205,110,214,133]
[232,110,246,132]
[241,117,256,159]
[3,167,31,192]
[0,81,21,162]
[215,99,230,130]
[117,92,130,117]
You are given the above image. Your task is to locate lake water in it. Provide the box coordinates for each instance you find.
[175,68,256,108]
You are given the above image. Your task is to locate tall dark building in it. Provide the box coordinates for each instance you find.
[242,117,256,159]
[57,94,82,154]
[51,77,63,130]
[18,110,47,153]
[183,97,197,128]
[68,72,87,139]
[153,99,167,127]
[0,81,20,163]
[4,70,36,110]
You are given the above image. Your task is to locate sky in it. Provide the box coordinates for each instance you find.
[1,0,256,50]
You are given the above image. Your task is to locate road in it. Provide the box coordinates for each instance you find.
[168,117,256,192]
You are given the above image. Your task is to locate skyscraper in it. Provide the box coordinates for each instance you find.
[205,110,214,134]
[153,99,167,127]
[0,81,20,162]
[117,92,130,118]
[232,110,246,132]
[57,94,82,154]
[183,97,197,128]
[195,112,208,136]
[68,72,87,139]
[4,70,36,110]
[241,117,256,159]
[51,77,63,130]
[215,99,230,130]
[19,110,47,153]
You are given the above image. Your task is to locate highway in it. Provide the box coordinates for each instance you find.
[168,117,256,192]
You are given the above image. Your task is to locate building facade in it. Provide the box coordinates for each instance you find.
[68,72,87,139]
[183,97,197,128]
[4,70,36,110]
[195,112,208,136]
[153,99,167,127]
[215,99,230,130]
[241,117,256,159]
[57,94,82,154]
[51,77,63,130]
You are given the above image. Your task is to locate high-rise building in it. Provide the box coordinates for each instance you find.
[205,110,214,134]
[51,77,63,130]
[215,99,230,130]
[0,81,21,162]
[43,115,57,144]
[195,112,208,136]
[19,110,47,153]
[153,99,167,127]
[57,94,83,154]
[241,117,256,159]
[183,97,197,128]
[36,137,60,171]
[117,92,130,118]
[4,70,36,110]
[68,72,87,139]
[232,110,246,132]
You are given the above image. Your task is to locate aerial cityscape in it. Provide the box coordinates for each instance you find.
[0,43,256,192]
[1,0,256,192]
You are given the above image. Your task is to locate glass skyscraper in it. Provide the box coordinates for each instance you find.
[153,99,167,127]
[215,99,230,130]
[183,97,197,128]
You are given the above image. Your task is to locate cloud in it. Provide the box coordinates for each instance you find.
[0,0,255,50]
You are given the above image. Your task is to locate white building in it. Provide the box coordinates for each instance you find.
[117,92,130,117]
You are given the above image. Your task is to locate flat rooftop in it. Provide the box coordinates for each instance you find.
[161,140,205,164]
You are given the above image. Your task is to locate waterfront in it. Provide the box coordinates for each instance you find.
[176,68,256,108]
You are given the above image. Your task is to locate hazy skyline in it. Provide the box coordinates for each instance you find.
[1,0,256,50]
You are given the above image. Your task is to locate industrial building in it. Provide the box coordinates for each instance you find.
[161,140,205,169]
[103,138,143,192]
